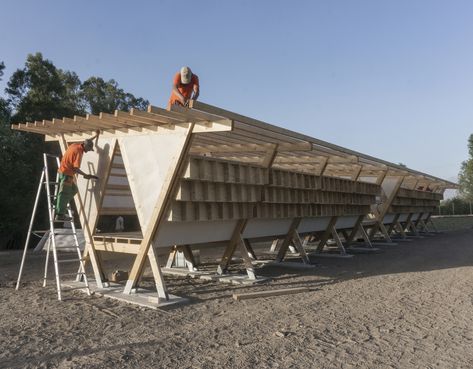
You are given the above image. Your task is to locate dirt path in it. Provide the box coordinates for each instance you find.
[1,229,473,369]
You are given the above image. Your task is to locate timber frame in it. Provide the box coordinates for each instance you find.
[12,100,457,302]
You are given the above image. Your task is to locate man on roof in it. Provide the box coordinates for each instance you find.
[55,130,100,221]
[168,66,199,108]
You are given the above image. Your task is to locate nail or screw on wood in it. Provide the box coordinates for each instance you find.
[232,287,309,301]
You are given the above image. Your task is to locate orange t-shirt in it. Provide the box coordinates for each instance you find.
[59,143,84,176]
[169,72,199,105]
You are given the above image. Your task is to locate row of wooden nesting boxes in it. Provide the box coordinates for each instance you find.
[389,188,443,215]
[102,155,443,223]
[168,157,379,221]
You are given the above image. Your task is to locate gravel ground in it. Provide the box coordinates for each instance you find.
[1,229,473,369]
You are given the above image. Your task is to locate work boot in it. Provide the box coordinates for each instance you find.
[54,214,73,222]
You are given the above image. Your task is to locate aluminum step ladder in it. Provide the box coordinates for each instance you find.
[16,153,91,301]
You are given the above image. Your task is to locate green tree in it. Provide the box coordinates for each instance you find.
[6,53,84,122]
[458,134,473,201]
[81,77,148,114]
[1,53,82,249]
[1,53,149,249]
[0,61,49,248]
[439,197,472,215]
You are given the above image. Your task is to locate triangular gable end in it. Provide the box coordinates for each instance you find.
[117,132,191,234]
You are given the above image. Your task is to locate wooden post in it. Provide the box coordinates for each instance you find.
[269,239,280,252]
[236,235,256,279]
[217,219,248,275]
[330,225,347,255]
[386,213,400,234]
[243,239,257,260]
[166,246,178,269]
[378,222,393,243]
[345,215,365,245]
[290,230,311,264]
[404,213,414,234]
[275,218,301,262]
[369,175,404,239]
[147,244,168,300]
[395,221,407,238]
[315,216,338,253]
[414,212,424,228]
[358,224,373,248]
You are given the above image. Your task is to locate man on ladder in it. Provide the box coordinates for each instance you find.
[55,130,100,221]
[16,130,102,300]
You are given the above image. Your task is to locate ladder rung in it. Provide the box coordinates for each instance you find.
[57,258,85,263]
[44,153,60,158]
[33,231,77,236]
[44,182,60,185]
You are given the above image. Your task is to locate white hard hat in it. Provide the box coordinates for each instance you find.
[180,66,192,84]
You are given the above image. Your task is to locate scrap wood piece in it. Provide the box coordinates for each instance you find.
[87,303,121,319]
[232,286,309,301]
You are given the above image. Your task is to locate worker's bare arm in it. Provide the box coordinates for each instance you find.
[91,129,100,141]
[73,167,99,180]
[172,84,186,105]
[192,85,199,101]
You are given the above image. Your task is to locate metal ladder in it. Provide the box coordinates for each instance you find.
[16,153,91,301]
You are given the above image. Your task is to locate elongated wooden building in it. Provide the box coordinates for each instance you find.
[12,101,457,303]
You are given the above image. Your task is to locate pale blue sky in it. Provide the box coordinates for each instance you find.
[1,0,472,191]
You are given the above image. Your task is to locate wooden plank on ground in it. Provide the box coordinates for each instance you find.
[232,287,309,301]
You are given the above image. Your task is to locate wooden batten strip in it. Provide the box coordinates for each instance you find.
[149,104,190,118]
[31,121,62,134]
[73,115,115,129]
[133,108,184,125]
[26,122,57,134]
[14,123,48,134]
[85,114,122,128]
[195,132,259,146]
[97,114,143,132]
[169,104,228,123]
[190,142,278,154]
[63,117,98,130]
[223,123,300,145]
[38,120,73,133]
[100,112,139,127]
[114,111,163,127]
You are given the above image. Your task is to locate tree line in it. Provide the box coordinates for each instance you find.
[0,53,148,249]
[438,197,473,216]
